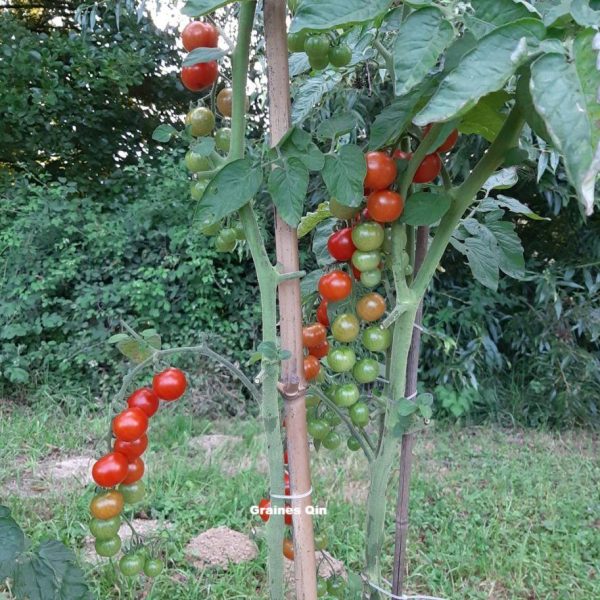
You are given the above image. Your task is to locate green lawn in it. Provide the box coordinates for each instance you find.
[1,400,598,599]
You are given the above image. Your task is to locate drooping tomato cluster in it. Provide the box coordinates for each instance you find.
[180,20,220,92]
[89,368,187,577]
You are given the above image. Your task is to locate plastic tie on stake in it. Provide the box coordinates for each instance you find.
[270,486,313,501]
[366,579,448,600]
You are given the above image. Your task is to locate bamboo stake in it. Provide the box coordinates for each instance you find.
[263,1,317,599]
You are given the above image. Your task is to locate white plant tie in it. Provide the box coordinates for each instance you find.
[270,486,313,501]
[406,391,418,400]
[413,323,425,333]
[367,579,448,600]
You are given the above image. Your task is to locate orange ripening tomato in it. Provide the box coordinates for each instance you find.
[302,323,327,348]
[303,355,321,381]
[364,151,397,191]
[90,490,124,519]
[309,339,330,359]
[283,537,295,560]
[367,190,404,223]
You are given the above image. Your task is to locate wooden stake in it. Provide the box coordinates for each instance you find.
[263,1,317,598]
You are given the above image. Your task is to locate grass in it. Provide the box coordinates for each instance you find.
[0,398,598,599]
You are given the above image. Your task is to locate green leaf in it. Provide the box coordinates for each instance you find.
[268,158,309,227]
[416,392,434,406]
[0,507,25,579]
[393,8,455,96]
[152,124,177,143]
[116,339,153,363]
[292,72,342,124]
[198,159,264,223]
[322,145,366,207]
[191,137,216,156]
[255,341,291,364]
[183,48,227,66]
[516,68,552,142]
[400,191,452,225]
[141,329,161,350]
[486,219,526,278]
[368,87,424,150]
[463,231,500,291]
[38,540,91,600]
[312,220,337,268]
[181,0,233,17]
[279,129,325,172]
[419,404,433,419]
[398,398,419,416]
[13,555,56,600]
[414,19,546,125]
[107,333,130,344]
[530,36,599,216]
[483,167,519,195]
[571,0,600,26]
[290,0,393,32]
[316,112,357,140]
[459,91,511,142]
[466,0,540,38]
[494,194,548,220]
[298,203,332,238]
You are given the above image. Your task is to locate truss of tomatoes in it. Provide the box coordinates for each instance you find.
[180,19,220,92]
[89,367,187,577]
[301,128,458,452]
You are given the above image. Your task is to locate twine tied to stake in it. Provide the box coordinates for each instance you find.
[270,486,313,501]
[366,579,448,600]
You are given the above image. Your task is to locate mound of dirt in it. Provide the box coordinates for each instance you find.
[184,526,258,569]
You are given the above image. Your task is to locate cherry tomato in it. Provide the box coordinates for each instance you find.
[92,452,129,488]
[413,153,442,184]
[127,388,159,418]
[353,358,379,384]
[329,44,352,68]
[144,558,164,577]
[308,53,329,70]
[303,355,321,381]
[90,490,124,520]
[114,434,148,462]
[323,409,342,427]
[304,34,330,58]
[329,198,360,219]
[95,535,121,558]
[216,87,233,116]
[322,431,341,450]
[307,419,330,440]
[364,151,397,191]
[199,216,222,236]
[302,323,327,348]
[215,127,231,152]
[327,346,356,373]
[314,531,328,551]
[122,457,144,485]
[357,292,386,322]
[305,394,321,408]
[316,300,330,327]
[328,577,346,597]
[120,553,145,577]
[258,498,271,522]
[327,227,356,261]
[351,265,362,281]
[112,407,148,443]
[284,471,291,496]
[118,480,146,505]
[317,578,328,596]
[361,269,382,288]
[424,125,459,153]
[350,401,370,427]
[334,383,359,407]
[347,436,361,451]
[367,190,404,223]
[283,450,289,464]
[181,21,218,51]
[309,340,330,359]
[284,504,293,526]
[215,229,237,252]
[283,537,295,560]
[152,368,187,401]
[318,270,352,302]
[288,31,308,53]
[362,326,392,352]
[186,106,215,137]
[352,250,381,273]
[90,516,121,540]
[392,149,412,161]
[181,62,219,92]
[331,313,360,343]
[185,150,212,173]
[352,222,384,251]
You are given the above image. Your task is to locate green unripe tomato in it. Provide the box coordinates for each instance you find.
[349,401,370,427]
[329,44,352,68]
[327,576,346,597]
[347,436,361,451]
[327,346,356,373]
[314,531,328,551]
[118,480,145,505]
[190,180,208,201]
[331,313,360,343]
[325,384,339,401]
[322,430,341,450]
[143,558,164,577]
[199,216,222,236]
[308,53,329,71]
[305,394,320,408]
[361,269,382,288]
[215,127,231,153]
[308,419,330,440]
[334,383,359,407]
[323,409,342,427]
[304,34,330,58]
[317,578,328,596]
[288,31,308,53]
[352,222,385,251]
[95,535,121,558]
[90,516,121,540]
[119,553,145,577]
[329,198,360,219]
[306,406,319,422]
[184,151,212,173]
[353,357,379,384]
[362,326,392,353]
[215,228,237,252]
[232,223,246,240]
[187,106,215,137]
[352,250,381,272]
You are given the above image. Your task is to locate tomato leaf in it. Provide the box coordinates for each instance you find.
[298,203,332,239]
[466,0,540,38]
[290,0,393,32]
[312,220,337,268]
[181,0,233,17]
[316,112,358,140]
[292,72,341,124]
[486,219,526,279]
[198,158,264,223]
[414,19,546,125]
[191,137,215,156]
[0,506,24,579]
[268,157,309,227]
[107,333,130,345]
[393,7,455,96]
[398,398,419,416]
[493,195,548,220]
[400,191,452,226]
[279,128,325,171]
[116,339,154,364]
[152,124,177,143]
[183,48,227,66]
[458,91,512,142]
[482,167,519,195]
[322,145,366,207]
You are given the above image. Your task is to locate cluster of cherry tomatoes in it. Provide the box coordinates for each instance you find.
[180,20,220,92]
[89,368,187,577]
[288,30,352,71]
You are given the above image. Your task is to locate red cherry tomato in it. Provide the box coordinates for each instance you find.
[392,149,412,161]
[181,21,219,51]
[318,270,352,302]
[122,457,145,485]
[258,498,271,522]
[367,190,404,223]
[112,407,148,443]
[423,125,459,153]
[126,388,159,418]
[114,434,148,462]
[152,368,187,401]
[302,323,327,348]
[316,300,330,327]
[284,504,293,526]
[92,452,128,488]
[303,355,321,381]
[309,339,330,359]
[364,151,397,191]
[283,450,288,465]
[284,471,291,496]
[327,227,356,262]
[351,265,362,281]
[413,154,442,184]
[181,62,219,92]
